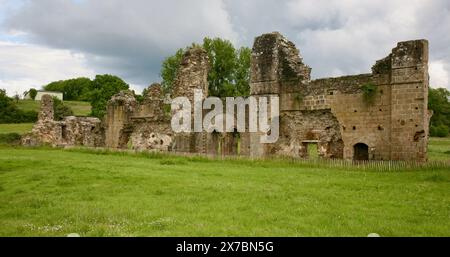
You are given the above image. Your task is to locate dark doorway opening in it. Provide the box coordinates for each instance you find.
[353,143,369,160]
[61,125,67,140]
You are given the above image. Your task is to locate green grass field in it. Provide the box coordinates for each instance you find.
[17,100,91,116]
[0,142,449,236]
[428,137,450,161]
[0,123,34,135]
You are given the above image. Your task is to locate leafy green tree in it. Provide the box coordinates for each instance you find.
[203,37,237,97]
[428,87,450,137]
[0,89,37,123]
[160,38,251,97]
[160,49,184,94]
[44,77,92,101]
[235,47,252,97]
[28,88,38,100]
[88,74,129,118]
[53,97,74,121]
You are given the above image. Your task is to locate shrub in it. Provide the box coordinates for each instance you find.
[430,124,449,137]
[435,125,449,137]
[0,133,22,145]
[430,125,437,136]
[53,97,74,121]
[0,89,38,123]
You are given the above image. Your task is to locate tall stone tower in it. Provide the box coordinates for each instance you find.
[249,32,311,157]
[171,46,210,153]
[389,40,430,161]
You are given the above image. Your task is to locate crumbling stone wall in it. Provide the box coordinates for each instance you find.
[104,90,137,148]
[171,47,209,154]
[129,83,172,151]
[250,32,430,161]
[275,110,343,158]
[23,32,430,162]
[22,94,104,147]
[389,40,430,161]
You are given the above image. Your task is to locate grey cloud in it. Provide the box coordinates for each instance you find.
[3,0,450,91]
[5,0,237,90]
[226,0,450,87]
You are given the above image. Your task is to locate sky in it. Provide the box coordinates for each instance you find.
[0,0,449,96]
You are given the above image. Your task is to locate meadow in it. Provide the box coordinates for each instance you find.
[0,138,449,237]
[0,123,34,135]
[16,100,91,117]
[0,100,91,136]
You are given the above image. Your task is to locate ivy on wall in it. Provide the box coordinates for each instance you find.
[361,83,377,105]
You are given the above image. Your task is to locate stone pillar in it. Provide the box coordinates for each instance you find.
[389,40,429,161]
[104,91,137,148]
[171,47,209,153]
[38,94,54,122]
[249,32,311,157]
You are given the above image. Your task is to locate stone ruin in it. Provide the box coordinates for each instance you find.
[22,94,104,147]
[23,32,431,161]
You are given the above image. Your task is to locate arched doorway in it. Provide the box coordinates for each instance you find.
[353,143,369,160]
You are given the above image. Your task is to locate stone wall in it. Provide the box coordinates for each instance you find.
[171,47,209,154]
[129,84,172,151]
[23,32,430,162]
[249,32,429,161]
[104,90,137,148]
[22,94,104,147]
[389,40,430,161]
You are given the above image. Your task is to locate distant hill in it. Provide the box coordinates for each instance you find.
[17,100,91,117]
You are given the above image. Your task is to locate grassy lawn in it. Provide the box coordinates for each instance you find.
[429,137,450,161]
[0,123,34,135]
[0,145,449,237]
[17,100,91,116]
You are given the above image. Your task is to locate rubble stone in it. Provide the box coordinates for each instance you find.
[23,32,430,161]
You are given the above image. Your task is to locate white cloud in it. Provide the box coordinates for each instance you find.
[0,41,95,96]
[429,60,450,89]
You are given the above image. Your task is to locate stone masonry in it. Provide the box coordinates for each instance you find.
[249,32,430,161]
[24,32,431,161]
[22,94,104,147]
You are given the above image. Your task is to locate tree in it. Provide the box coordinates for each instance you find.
[88,74,129,118]
[428,87,450,137]
[13,93,20,103]
[203,37,237,97]
[235,47,252,97]
[160,49,184,94]
[44,77,92,101]
[28,88,38,100]
[0,89,37,123]
[160,37,251,97]
[53,97,74,121]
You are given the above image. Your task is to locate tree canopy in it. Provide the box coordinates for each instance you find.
[42,75,129,118]
[88,74,130,118]
[28,88,38,100]
[428,87,450,137]
[44,77,92,101]
[0,89,37,123]
[160,37,251,97]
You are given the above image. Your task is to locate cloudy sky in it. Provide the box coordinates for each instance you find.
[0,0,449,96]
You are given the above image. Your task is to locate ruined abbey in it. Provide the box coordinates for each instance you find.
[22,32,431,161]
